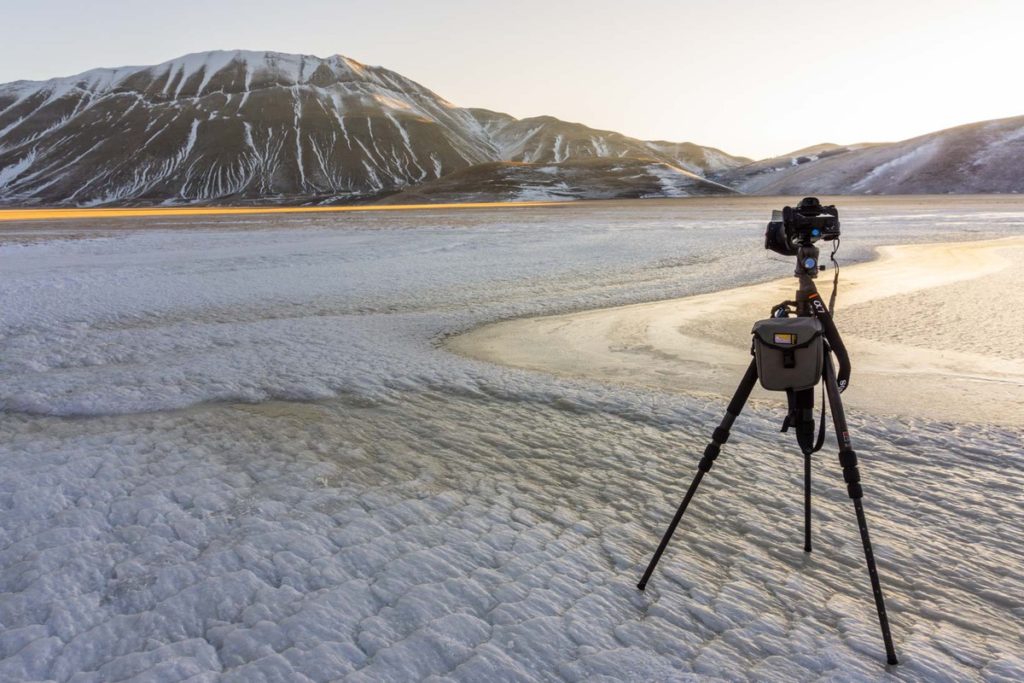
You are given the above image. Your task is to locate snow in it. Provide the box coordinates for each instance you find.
[646,164,690,198]
[1,200,1022,681]
[292,89,306,191]
[552,134,566,163]
[644,163,736,198]
[513,184,576,201]
[195,51,242,97]
[184,119,200,159]
[2,50,388,110]
[975,123,1024,166]
[0,149,36,189]
[851,141,941,192]
[0,115,27,142]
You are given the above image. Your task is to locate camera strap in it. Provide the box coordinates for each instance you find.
[814,240,838,452]
[828,238,841,313]
[814,240,837,453]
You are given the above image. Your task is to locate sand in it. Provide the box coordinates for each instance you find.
[448,236,1024,426]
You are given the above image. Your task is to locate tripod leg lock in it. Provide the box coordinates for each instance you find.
[839,448,863,499]
[699,427,733,472]
[699,443,720,472]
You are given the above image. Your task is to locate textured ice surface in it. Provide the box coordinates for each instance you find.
[1,198,1022,681]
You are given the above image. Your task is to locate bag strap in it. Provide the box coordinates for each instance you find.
[811,378,827,453]
[782,383,828,451]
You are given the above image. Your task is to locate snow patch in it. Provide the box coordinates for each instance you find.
[0,148,36,188]
[852,140,940,191]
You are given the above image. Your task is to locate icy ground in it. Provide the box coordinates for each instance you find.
[1,198,1022,681]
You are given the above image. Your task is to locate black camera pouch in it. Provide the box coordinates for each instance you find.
[751,318,823,391]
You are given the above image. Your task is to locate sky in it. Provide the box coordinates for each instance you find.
[1,0,1020,159]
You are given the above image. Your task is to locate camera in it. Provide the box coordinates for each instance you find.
[764,197,840,256]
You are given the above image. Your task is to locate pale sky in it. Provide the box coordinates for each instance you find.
[2,0,1020,159]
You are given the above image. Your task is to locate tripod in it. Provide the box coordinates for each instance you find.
[636,242,899,666]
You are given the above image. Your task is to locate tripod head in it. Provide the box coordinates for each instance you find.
[796,241,821,279]
[770,241,825,318]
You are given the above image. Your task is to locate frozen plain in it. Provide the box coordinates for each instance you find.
[1,197,1022,681]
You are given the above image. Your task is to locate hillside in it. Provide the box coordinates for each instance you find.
[380,158,738,204]
[716,116,1024,195]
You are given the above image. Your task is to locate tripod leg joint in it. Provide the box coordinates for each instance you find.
[712,427,731,444]
[839,448,863,499]
[839,448,858,467]
[699,443,720,473]
[699,425,734,472]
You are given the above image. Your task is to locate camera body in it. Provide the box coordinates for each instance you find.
[765,197,840,256]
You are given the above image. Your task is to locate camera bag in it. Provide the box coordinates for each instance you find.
[751,317,823,391]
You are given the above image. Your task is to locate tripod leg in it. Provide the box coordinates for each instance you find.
[804,449,812,552]
[637,359,758,591]
[823,356,899,665]
[793,387,816,553]
[785,388,815,552]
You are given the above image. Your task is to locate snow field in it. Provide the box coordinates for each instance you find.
[1,198,1022,680]
[4,200,1014,418]
[2,390,1021,681]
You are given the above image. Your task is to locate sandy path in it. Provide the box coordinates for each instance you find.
[448,237,1024,426]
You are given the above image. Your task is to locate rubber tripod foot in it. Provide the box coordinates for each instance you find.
[887,655,899,666]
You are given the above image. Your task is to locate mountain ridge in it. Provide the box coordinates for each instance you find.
[714,115,1024,195]
[0,50,748,206]
[1,50,1021,206]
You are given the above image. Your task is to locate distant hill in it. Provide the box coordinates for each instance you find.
[714,116,1024,195]
[0,50,748,206]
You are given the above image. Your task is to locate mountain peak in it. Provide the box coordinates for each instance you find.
[3,50,409,103]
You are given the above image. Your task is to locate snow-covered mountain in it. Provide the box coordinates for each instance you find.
[0,50,748,206]
[3,50,1019,205]
[715,116,1024,195]
[467,110,742,175]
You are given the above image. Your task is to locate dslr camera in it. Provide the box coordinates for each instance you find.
[765,197,840,256]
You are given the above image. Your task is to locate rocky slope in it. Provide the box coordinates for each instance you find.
[0,51,748,206]
[467,109,742,175]
[380,157,737,204]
